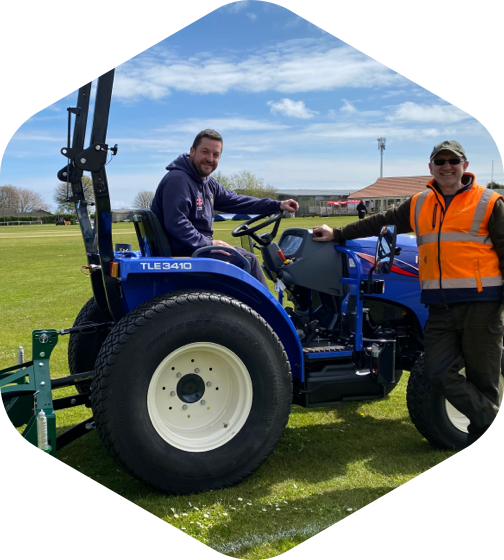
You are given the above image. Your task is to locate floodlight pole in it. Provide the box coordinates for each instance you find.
[377,137,386,178]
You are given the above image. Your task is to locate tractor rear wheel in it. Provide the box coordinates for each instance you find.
[68,297,109,395]
[406,353,504,450]
[90,290,292,494]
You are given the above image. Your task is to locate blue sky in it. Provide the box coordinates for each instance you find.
[1,1,502,210]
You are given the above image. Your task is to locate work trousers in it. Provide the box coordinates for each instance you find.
[204,246,268,287]
[423,301,503,435]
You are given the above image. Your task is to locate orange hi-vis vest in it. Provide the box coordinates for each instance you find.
[410,174,504,305]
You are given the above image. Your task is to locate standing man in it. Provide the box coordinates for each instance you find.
[313,141,504,447]
[356,200,367,219]
[151,129,298,287]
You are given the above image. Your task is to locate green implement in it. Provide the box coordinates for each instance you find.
[1,328,98,456]
[1,330,58,455]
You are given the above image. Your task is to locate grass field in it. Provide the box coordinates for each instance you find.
[0,218,455,559]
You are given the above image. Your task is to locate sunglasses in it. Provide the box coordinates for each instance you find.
[432,158,464,166]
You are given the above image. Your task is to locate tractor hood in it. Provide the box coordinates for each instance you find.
[346,234,418,251]
[346,234,419,276]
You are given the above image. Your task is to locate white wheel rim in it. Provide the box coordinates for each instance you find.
[445,370,504,433]
[147,342,253,452]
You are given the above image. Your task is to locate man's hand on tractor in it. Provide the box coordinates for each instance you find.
[312,224,335,242]
[211,239,233,256]
[280,199,299,213]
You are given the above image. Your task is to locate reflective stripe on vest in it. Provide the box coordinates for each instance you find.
[422,277,503,290]
[417,186,496,247]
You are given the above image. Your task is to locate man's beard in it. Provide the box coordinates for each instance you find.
[191,159,215,178]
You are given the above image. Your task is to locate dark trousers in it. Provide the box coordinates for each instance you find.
[423,301,502,434]
[204,246,268,287]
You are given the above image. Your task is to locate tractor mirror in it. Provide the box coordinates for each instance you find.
[374,225,397,275]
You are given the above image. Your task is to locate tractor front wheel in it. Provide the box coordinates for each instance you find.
[90,291,292,494]
[68,297,109,395]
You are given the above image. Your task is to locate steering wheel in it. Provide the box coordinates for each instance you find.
[231,211,283,246]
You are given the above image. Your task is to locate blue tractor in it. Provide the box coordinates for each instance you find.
[3,71,501,495]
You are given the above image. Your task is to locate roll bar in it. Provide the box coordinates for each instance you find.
[58,70,124,322]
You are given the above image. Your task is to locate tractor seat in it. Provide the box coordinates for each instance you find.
[131,210,172,257]
[131,209,252,274]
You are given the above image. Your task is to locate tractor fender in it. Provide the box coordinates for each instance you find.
[118,256,304,380]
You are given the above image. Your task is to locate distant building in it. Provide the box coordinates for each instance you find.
[276,189,349,216]
[349,176,432,213]
[112,209,135,222]
[0,208,52,218]
[18,209,53,217]
[0,207,18,217]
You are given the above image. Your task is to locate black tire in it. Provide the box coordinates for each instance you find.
[406,353,504,450]
[68,297,109,395]
[90,290,292,495]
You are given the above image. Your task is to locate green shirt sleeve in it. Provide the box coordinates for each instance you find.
[488,198,504,278]
[333,198,414,242]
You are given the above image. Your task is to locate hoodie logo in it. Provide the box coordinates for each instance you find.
[197,196,203,211]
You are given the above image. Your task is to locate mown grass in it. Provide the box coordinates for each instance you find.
[0,218,455,559]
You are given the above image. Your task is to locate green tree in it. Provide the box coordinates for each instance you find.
[211,171,232,190]
[54,175,95,213]
[487,181,504,190]
[212,170,277,199]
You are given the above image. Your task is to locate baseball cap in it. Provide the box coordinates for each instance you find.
[430,140,466,160]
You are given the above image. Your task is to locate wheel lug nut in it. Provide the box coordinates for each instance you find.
[195,368,200,373]
[170,391,175,397]
[176,372,182,378]
[206,382,212,387]
[201,400,206,405]
[182,405,188,410]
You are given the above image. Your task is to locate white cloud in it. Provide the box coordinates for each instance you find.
[160,117,289,133]
[267,98,318,119]
[381,89,407,98]
[226,1,249,13]
[284,16,302,29]
[340,99,357,114]
[113,74,171,101]
[328,100,383,119]
[387,101,470,123]
[304,122,430,140]
[246,12,257,22]
[113,43,404,100]
[11,133,62,142]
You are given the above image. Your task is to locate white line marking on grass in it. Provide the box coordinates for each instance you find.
[211,519,336,555]
[0,232,135,239]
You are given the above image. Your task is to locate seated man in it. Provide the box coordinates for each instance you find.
[151,129,298,286]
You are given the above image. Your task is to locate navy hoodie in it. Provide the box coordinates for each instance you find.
[151,154,282,256]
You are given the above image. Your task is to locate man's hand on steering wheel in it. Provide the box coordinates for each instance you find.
[231,211,283,246]
[231,200,297,246]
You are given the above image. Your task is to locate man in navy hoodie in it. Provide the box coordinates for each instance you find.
[151,129,299,286]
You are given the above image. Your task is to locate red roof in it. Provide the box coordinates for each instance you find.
[350,176,432,198]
